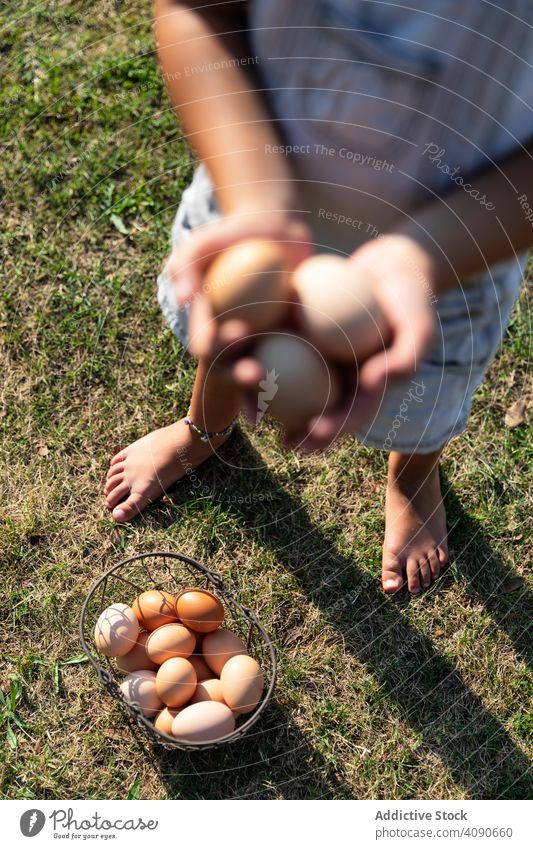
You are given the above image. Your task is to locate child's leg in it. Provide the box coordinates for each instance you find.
[361,259,525,595]
[104,357,240,523]
[382,448,449,594]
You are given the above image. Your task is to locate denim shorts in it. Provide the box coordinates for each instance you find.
[157,166,525,454]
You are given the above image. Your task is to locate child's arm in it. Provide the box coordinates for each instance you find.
[154,0,296,216]
[153,0,311,356]
[390,141,533,291]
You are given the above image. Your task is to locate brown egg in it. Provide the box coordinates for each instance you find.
[171,701,236,743]
[293,254,389,363]
[146,623,196,665]
[220,654,264,714]
[120,670,162,717]
[94,603,139,657]
[132,590,177,631]
[190,678,226,705]
[202,628,247,676]
[116,631,158,673]
[205,239,289,330]
[175,589,224,634]
[154,707,182,736]
[253,334,340,431]
[155,657,197,707]
[189,654,212,682]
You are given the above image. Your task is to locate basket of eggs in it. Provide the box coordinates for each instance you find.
[79,552,276,751]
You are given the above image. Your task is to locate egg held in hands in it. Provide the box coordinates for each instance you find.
[293,254,390,363]
[205,239,289,330]
[253,334,340,431]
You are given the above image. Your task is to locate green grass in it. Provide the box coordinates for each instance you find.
[1,1,531,800]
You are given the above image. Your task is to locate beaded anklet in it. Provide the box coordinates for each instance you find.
[184,409,237,443]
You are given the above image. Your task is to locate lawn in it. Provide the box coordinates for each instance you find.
[0,1,531,800]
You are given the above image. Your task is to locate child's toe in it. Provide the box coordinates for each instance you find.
[105,482,131,510]
[381,555,404,593]
[104,473,125,495]
[112,491,149,523]
[437,546,448,565]
[428,550,441,578]
[406,558,422,594]
[107,463,124,479]
[420,557,432,588]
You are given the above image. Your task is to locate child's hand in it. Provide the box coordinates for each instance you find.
[165,211,313,360]
[291,235,437,451]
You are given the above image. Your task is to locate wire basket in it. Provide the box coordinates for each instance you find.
[79,551,276,752]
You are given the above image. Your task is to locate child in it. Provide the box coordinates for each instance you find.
[104,1,532,595]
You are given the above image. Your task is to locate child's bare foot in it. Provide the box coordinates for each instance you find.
[382,451,448,594]
[104,419,231,523]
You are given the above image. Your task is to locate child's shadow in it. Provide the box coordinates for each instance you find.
[150,432,531,799]
[442,473,532,670]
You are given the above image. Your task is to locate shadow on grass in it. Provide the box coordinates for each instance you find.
[144,699,354,800]
[146,431,531,799]
[442,474,532,670]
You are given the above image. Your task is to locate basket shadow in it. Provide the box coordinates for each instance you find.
[442,472,532,670]
[140,698,354,799]
[146,431,531,798]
